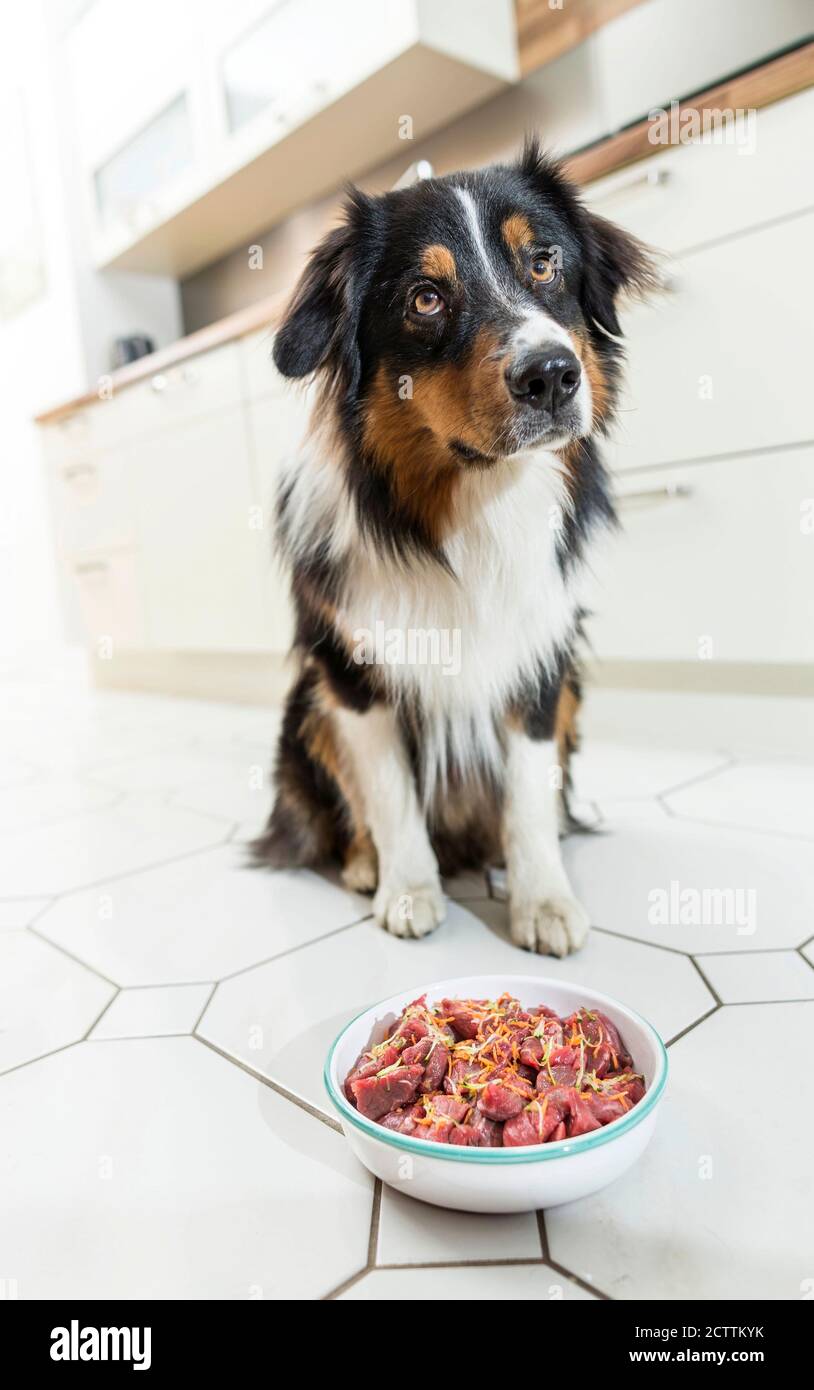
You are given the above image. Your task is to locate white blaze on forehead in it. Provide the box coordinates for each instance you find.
[454,186,516,308]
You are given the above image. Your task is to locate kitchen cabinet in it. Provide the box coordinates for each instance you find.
[128,405,270,651]
[586,447,814,664]
[64,0,517,277]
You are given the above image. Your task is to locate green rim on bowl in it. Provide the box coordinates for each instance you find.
[324,992,669,1165]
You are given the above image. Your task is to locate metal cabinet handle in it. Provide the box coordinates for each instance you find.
[592,165,670,204]
[74,560,110,576]
[152,364,200,393]
[617,480,693,504]
[62,462,97,483]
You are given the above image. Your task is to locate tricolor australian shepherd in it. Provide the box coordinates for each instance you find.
[252,139,656,956]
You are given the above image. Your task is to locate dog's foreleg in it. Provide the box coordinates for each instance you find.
[502,729,589,957]
[334,704,444,938]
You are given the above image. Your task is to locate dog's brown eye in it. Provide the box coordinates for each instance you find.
[531,256,557,284]
[413,288,444,316]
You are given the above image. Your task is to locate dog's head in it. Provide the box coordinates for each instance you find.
[274,139,656,533]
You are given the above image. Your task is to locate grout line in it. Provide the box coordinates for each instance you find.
[30,831,236,912]
[0,1039,81,1080]
[218,914,373,982]
[652,755,736,802]
[27,924,121,989]
[376,1257,545,1271]
[82,987,120,1039]
[665,1003,720,1048]
[190,983,217,1033]
[694,946,800,957]
[367,1180,382,1267]
[688,956,722,1007]
[536,1209,549,1261]
[591,924,694,958]
[322,1266,369,1300]
[193,1032,342,1133]
[536,1209,612,1300]
[720,997,814,1007]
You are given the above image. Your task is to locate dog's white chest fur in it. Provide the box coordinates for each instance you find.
[337,451,586,784]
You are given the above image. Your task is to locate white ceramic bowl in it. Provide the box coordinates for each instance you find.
[325,973,668,1213]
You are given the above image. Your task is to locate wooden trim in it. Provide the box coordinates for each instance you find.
[515,0,646,78]
[564,40,814,186]
[586,658,814,698]
[34,291,286,425]
[89,648,293,705]
[36,43,814,428]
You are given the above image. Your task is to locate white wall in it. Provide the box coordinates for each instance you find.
[0,1,86,674]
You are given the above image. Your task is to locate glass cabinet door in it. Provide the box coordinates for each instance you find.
[94,93,194,235]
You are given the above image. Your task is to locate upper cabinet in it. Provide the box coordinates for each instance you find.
[65,0,519,278]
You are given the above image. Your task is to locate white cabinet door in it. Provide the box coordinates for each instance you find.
[606,212,814,473]
[130,405,269,650]
[585,447,814,664]
[246,383,314,652]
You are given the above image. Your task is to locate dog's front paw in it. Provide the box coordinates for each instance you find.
[510,894,590,957]
[373,880,445,939]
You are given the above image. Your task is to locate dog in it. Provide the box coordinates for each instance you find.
[252,138,655,956]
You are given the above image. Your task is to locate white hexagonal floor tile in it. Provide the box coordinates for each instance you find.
[570,743,728,803]
[665,760,814,839]
[169,761,271,830]
[547,1001,814,1300]
[0,1036,372,1298]
[89,984,213,1039]
[378,1186,541,1265]
[0,776,119,833]
[0,796,230,897]
[88,747,263,796]
[564,801,814,952]
[197,898,711,1117]
[37,844,370,985]
[0,934,113,1073]
[341,1264,596,1300]
[0,900,51,932]
[695,951,814,1003]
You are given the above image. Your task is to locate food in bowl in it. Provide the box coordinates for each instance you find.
[344,991,645,1148]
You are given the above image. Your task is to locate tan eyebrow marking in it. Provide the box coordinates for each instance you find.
[420,244,457,282]
[501,213,535,259]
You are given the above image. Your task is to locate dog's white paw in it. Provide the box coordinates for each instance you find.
[374,880,445,939]
[510,894,590,957]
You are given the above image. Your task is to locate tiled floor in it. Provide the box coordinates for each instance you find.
[1,675,812,1300]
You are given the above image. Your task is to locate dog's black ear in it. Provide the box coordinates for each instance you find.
[273,189,372,391]
[517,136,658,338]
[580,210,659,338]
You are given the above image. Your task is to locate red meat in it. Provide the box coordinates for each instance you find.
[350,1064,424,1119]
[343,1043,400,1100]
[478,1074,534,1121]
[440,998,487,1040]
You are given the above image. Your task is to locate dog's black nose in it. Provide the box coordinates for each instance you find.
[506,349,581,411]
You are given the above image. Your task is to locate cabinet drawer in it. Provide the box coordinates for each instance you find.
[131,404,269,650]
[605,212,814,473]
[41,395,130,465]
[118,340,243,440]
[585,448,814,664]
[585,88,814,257]
[69,549,146,650]
[52,450,135,555]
